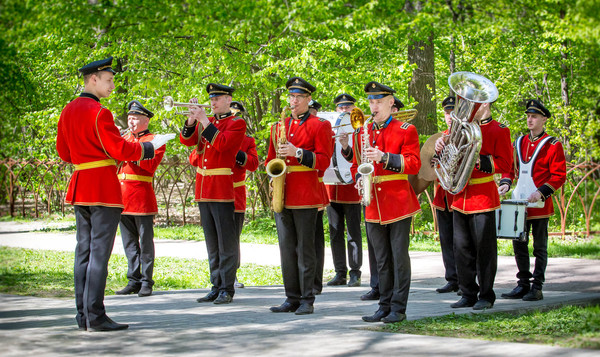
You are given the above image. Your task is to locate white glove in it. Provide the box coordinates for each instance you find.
[498,184,510,195]
[150,133,176,150]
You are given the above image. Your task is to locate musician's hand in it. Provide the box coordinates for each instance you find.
[186,98,199,126]
[498,183,510,196]
[364,147,383,162]
[435,137,446,153]
[338,132,350,150]
[278,142,297,157]
[527,190,542,203]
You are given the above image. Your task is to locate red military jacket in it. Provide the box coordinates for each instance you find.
[350,116,422,224]
[266,111,333,209]
[326,183,361,204]
[180,112,246,202]
[450,117,513,214]
[232,135,259,212]
[118,131,166,215]
[56,93,154,208]
[500,132,567,219]
[432,129,454,212]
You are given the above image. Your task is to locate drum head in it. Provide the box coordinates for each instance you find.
[318,112,353,184]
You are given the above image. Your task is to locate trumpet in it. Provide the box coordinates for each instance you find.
[163,96,211,115]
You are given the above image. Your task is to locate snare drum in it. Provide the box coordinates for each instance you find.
[318,112,354,184]
[495,199,527,242]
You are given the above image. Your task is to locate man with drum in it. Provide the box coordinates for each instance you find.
[180,83,246,305]
[499,99,566,301]
[344,82,421,323]
[326,93,364,288]
[431,96,460,294]
[116,100,166,298]
[267,77,333,315]
[435,93,513,310]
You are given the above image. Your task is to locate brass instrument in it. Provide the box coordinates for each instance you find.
[432,72,499,194]
[163,96,211,115]
[331,112,366,138]
[266,107,290,213]
[350,108,374,206]
[391,109,418,122]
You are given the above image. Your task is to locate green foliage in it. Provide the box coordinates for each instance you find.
[382,304,600,349]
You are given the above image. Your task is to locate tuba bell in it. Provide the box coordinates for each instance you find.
[266,107,290,213]
[432,71,499,194]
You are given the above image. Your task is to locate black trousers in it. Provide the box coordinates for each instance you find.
[275,208,318,305]
[327,202,363,275]
[198,202,239,296]
[453,210,497,303]
[367,218,412,314]
[436,208,457,285]
[74,205,122,328]
[119,214,155,288]
[314,210,325,293]
[234,212,245,270]
[512,218,549,290]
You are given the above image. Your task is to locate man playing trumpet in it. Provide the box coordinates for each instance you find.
[341,82,421,323]
[180,83,246,305]
[266,77,333,315]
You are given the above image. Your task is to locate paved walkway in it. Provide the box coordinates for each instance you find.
[0,221,599,356]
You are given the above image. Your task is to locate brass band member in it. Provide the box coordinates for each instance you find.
[499,100,566,301]
[431,96,460,294]
[343,82,421,323]
[267,77,333,315]
[116,101,166,298]
[326,94,364,289]
[180,83,246,305]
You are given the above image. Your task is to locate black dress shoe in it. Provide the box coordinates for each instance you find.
[451,297,476,308]
[362,309,389,323]
[75,315,86,331]
[270,302,299,313]
[234,279,245,289]
[382,311,406,324]
[436,282,459,293]
[473,299,493,310]
[116,285,141,295]
[89,317,129,332]
[326,273,347,286]
[138,286,152,297]
[360,289,380,301]
[348,272,362,287]
[294,303,314,315]
[501,285,530,299]
[522,288,543,301]
[196,290,219,303]
[313,289,322,296]
[213,291,233,304]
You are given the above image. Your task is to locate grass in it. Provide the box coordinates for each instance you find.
[0,246,283,298]
[381,304,600,350]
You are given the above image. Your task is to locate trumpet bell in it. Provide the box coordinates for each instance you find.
[164,96,175,111]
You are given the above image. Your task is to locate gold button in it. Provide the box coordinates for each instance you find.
[207,145,210,148]
[291,134,294,137]
[204,159,208,162]
[378,187,381,191]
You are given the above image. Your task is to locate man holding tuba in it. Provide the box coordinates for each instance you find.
[180,83,246,305]
[435,86,513,310]
[266,77,333,315]
[342,82,421,323]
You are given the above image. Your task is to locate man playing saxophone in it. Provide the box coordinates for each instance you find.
[266,77,333,315]
[341,81,421,323]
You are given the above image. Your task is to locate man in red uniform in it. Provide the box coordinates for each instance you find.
[431,96,460,294]
[229,101,259,288]
[326,93,364,289]
[115,101,166,298]
[267,77,333,315]
[180,83,246,305]
[342,82,421,323]
[436,94,513,310]
[499,99,566,301]
[56,57,165,331]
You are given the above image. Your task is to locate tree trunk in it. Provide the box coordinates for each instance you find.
[408,33,437,135]
[560,8,571,160]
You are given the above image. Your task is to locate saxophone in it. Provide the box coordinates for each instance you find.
[266,106,290,213]
[351,108,374,206]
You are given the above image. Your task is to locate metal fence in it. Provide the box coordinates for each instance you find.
[1,158,598,237]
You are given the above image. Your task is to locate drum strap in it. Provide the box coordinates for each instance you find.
[512,135,553,206]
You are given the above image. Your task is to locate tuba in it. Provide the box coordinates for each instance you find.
[266,107,290,213]
[432,72,499,194]
[350,108,374,206]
